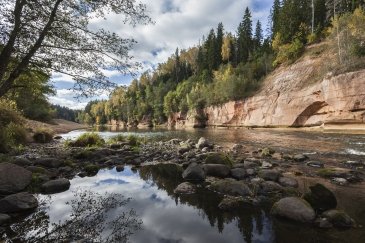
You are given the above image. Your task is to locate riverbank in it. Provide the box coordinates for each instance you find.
[25,119,88,134]
[1,133,364,242]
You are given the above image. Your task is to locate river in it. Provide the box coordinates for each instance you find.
[7,128,365,243]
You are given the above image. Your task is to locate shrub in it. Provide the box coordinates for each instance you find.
[127,135,140,147]
[109,134,126,144]
[0,122,27,153]
[33,128,54,143]
[0,99,27,153]
[68,133,105,147]
[274,38,305,66]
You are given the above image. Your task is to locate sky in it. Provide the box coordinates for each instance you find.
[49,0,273,110]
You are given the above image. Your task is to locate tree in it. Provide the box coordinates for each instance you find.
[222,33,235,63]
[254,20,263,50]
[216,23,224,65]
[237,7,253,63]
[270,0,282,38]
[0,0,151,98]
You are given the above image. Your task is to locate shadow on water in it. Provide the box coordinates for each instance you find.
[3,164,365,243]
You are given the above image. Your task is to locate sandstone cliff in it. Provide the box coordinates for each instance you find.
[170,44,365,129]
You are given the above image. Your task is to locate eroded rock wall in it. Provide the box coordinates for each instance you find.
[171,53,365,128]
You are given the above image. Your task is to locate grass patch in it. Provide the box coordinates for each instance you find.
[317,168,337,178]
[33,127,54,143]
[108,134,145,147]
[67,133,105,147]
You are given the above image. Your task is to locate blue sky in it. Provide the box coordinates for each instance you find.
[49,0,273,109]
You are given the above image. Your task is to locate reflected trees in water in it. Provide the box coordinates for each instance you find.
[6,189,142,243]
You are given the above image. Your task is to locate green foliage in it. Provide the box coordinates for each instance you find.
[33,128,54,143]
[325,7,365,75]
[109,134,126,143]
[84,164,100,175]
[68,133,105,147]
[273,37,305,66]
[204,152,234,167]
[0,99,27,153]
[127,135,141,147]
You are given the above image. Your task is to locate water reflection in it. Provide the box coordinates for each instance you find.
[5,165,365,243]
[7,189,141,243]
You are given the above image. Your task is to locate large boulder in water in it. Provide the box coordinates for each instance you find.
[0,192,38,213]
[210,179,252,197]
[303,183,337,213]
[182,163,205,181]
[174,182,196,194]
[202,164,230,178]
[0,163,32,195]
[41,178,71,194]
[271,197,316,223]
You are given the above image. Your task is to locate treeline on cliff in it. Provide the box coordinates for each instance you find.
[78,0,365,126]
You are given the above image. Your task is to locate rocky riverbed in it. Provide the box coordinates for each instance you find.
[0,136,364,241]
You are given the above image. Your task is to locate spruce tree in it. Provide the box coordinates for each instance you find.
[237,7,253,63]
[270,0,282,38]
[216,23,224,66]
[254,20,263,50]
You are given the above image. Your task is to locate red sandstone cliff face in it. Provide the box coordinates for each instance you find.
[170,45,365,128]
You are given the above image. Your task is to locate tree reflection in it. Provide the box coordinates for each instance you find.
[138,164,271,243]
[6,189,142,243]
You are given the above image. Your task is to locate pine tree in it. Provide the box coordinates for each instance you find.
[237,7,253,63]
[216,23,224,66]
[254,20,263,50]
[204,29,218,71]
[270,0,282,38]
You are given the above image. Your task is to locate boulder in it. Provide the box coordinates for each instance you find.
[0,214,11,225]
[196,137,209,149]
[116,165,125,172]
[331,178,348,186]
[0,163,32,195]
[182,163,205,181]
[202,164,230,178]
[12,157,32,167]
[258,169,281,181]
[0,192,38,213]
[303,184,337,213]
[230,168,246,180]
[293,154,308,162]
[278,177,298,188]
[322,210,355,228]
[174,182,196,194]
[204,153,232,167]
[35,158,64,168]
[218,196,245,210]
[259,181,283,194]
[271,197,316,223]
[246,169,256,176]
[261,161,273,169]
[210,179,252,197]
[41,178,71,194]
[306,161,324,168]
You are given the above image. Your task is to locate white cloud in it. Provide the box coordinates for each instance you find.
[50,0,272,109]
[49,89,109,110]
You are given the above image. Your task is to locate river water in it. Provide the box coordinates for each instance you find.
[7,128,365,242]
